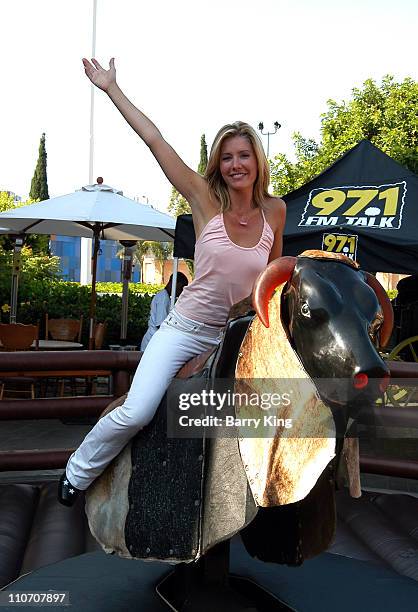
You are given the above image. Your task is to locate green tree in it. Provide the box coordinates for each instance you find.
[28,133,50,253]
[0,190,28,212]
[0,192,21,251]
[198,133,208,175]
[0,192,43,252]
[168,187,191,216]
[270,76,418,196]
[30,133,49,201]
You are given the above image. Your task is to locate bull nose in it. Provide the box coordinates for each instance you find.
[353,372,368,389]
[353,366,390,393]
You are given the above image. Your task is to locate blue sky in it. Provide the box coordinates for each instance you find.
[1,0,416,210]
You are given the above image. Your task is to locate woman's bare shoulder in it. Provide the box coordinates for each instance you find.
[263,195,286,211]
[262,195,286,232]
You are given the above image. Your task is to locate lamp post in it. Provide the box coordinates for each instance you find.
[81,0,98,286]
[9,235,24,324]
[257,121,281,158]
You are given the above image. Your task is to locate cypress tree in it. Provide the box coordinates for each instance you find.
[198,134,208,176]
[28,133,50,253]
[30,133,49,201]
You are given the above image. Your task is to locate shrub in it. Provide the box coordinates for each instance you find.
[0,277,160,346]
[96,282,163,295]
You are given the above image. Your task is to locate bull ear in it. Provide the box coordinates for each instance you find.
[253,257,297,327]
[364,272,394,348]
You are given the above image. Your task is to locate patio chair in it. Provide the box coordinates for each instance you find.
[93,322,106,350]
[42,315,84,397]
[82,323,109,395]
[49,323,108,398]
[0,323,39,399]
[45,315,83,343]
[0,323,39,352]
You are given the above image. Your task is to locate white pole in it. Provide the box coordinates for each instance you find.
[89,0,97,185]
[170,258,179,310]
[80,0,97,285]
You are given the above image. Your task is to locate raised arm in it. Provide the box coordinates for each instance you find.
[82,58,212,220]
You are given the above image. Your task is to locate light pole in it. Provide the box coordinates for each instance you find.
[81,0,98,286]
[257,121,281,158]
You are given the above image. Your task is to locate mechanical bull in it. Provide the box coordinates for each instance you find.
[85,250,393,567]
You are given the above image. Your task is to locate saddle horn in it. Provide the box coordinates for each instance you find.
[364,272,394,348]
[253,256,297,328]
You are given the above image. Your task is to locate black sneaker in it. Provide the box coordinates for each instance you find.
[58,473,81,507]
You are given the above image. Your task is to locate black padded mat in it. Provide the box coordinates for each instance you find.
[2,537,418,612]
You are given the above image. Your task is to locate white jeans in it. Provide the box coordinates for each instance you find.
[66,309,223,490]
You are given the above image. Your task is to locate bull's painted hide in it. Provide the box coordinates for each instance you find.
[85,394,133,559]
[235,283,336,506]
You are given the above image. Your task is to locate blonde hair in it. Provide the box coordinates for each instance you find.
[205,121,270,212]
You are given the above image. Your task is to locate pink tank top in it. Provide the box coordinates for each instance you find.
[175,210,274,326]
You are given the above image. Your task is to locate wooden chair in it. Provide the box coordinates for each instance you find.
[0,323,39,351]
[45,315,83,343]
[43,316,85,394]
[83,323,109,395]
[53,323,108,397]
[93,322,107,350]
[0,323,39,399]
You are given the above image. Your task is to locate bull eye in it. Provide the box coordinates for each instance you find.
[301,302,311,317]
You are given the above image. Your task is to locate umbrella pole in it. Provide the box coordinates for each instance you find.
[88,232,100,350]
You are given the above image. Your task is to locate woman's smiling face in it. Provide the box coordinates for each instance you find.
[219,135,258,191]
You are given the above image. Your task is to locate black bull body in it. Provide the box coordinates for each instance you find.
[85,250,393,566]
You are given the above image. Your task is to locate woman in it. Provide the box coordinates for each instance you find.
[59,58,286,506]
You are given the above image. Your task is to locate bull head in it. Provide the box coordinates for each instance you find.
[253,254,393,348]
[252,252,393,399]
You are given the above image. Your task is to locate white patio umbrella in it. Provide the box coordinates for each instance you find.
[0,179,175,348]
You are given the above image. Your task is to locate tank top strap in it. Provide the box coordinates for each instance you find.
[196,213,223,244]
[260,207,274,242]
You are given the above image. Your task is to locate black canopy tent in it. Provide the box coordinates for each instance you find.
[173,214,195,259]
[282,140,418,273]
[168,214,195,306]
[172,142,418,274]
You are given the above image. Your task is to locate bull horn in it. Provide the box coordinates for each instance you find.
[253,257,297,327]
[364,272,394,348]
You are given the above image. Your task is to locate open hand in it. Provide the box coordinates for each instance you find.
[82,57,116,92]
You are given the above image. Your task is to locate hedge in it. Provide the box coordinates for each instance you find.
[0,280,163,347]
